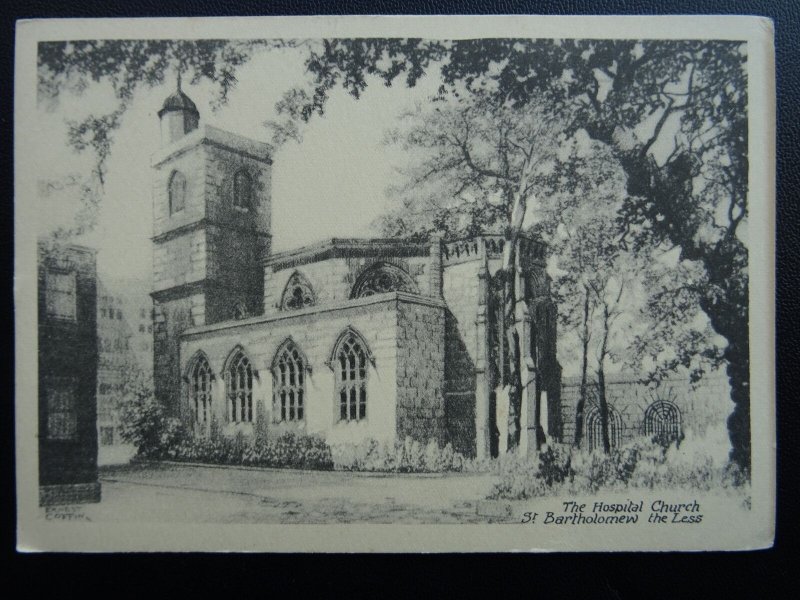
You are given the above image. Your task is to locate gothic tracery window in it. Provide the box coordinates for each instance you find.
[272,341,306,422]
[585,404,623,452]
[280,271,316,310]
[333,330,370,422]
[350,263,418,298]
[233,169,252,210]
[168,170,187,214]
[643,400,682,443]
[226,349,254,423]
[189,354,213,432]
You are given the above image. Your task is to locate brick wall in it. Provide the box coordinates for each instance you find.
[40,482,101,506]
[560,372,733,445]
[395,300,446,445]
[38,243,99,490]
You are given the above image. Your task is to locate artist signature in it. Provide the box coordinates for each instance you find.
[44,506,91,521]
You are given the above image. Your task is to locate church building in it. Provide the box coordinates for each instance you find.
[151,85,561,459]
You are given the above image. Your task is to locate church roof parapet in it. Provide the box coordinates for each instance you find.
[441,233,547,266]
[181,290,446,338]
[265,237,432,271]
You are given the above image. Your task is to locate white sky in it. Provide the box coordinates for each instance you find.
[34,46,445,283]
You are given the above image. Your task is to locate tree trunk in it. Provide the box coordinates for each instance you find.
[597,304,612,454]
[574,288,591,448]
[597,364,611,454]
[502,175,531,452]
[614,148,751,474]
[698,238,750,474]
[503,249,524,450]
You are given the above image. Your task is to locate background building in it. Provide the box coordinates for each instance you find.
[96,276,153,465]
[38,240,101,505]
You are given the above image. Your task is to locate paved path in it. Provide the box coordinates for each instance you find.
[80,463,503,524]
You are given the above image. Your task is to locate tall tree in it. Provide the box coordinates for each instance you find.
[538,138,637,453]
[378,91,567,450]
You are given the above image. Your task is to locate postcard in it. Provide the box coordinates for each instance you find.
[15,14,775,551]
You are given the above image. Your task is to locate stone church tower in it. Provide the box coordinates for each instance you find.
[150,83,272,416]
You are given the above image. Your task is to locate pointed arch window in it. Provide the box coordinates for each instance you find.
[272,340,307,422]
[233,169,253,210]
[644,400,682,443]
[231,301,249,321]
[332,329,372,422]
[226,349,254,423]
[585,405,623,452]
[350,262,418,298]
[168,170,187,214]
[188,354,213,431]
[280,271,316,310]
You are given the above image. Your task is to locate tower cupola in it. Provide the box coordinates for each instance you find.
[158,74,199,145]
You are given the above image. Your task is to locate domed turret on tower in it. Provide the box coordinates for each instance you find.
[158,74,199,145]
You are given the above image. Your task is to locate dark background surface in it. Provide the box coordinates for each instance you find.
[3,1,795,597]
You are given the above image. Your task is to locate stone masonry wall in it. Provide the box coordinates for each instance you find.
[153,229,206,293]
[265,255,432,314]
[442,260,481,456]
[560,372,733,446]
[204,143,270,322]
[395,300,446,445]
[153,295,197,419]
[180,295,403,446]
[152,144,206,240]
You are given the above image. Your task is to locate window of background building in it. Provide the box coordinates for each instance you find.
[46,383,78,440]
[99,426,115,446]
[45,269,77,321]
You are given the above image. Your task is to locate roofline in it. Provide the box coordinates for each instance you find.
[151,124,273,167]
[265,237,433,270]
[157,105,200,119]
[443,232,546,245]
[37,239,98,256]
[182,291,446,338]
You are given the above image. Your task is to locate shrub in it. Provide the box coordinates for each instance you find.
[490,437,750,500]
[331,437,468,473]
[118,385,186,459]
[167,431,335,471]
